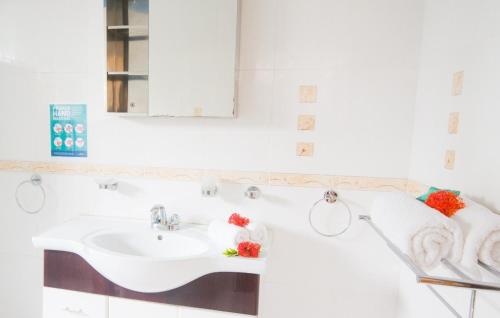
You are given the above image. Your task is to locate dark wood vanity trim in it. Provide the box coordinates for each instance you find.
[44,250,259,316]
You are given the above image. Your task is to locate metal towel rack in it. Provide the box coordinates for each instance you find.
[359,215,500,318]
[308,190,353,237]
[15,174,46,214]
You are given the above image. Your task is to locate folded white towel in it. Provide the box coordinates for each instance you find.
[208,220,250,249]
[371,192,463,270]
[247,222,269,246]
[454,197,500,277]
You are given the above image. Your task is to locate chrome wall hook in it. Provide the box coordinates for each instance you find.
[97,179,119,191]
[245,186,261,199]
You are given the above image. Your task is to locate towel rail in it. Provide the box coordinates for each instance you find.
[478,260,500,278]
[360,215,500,318]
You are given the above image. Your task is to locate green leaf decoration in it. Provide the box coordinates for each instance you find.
[223,248,239,257]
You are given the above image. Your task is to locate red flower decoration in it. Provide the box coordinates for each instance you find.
[237,242,261,258]
[425,190,465,217]
[228,213,250,227]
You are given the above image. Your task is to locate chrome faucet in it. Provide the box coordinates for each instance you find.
[150,204,180,231]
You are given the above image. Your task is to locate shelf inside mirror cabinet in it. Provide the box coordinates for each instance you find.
[106,0,149,114]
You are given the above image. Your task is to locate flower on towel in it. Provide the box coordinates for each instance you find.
[229,213,250,227]
[425,190,465,217]
[237,242,261,258]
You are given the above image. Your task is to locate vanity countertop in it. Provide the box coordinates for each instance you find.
[33,216,267,293]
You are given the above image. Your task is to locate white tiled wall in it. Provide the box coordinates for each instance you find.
[0,0,427,317]
[409,0,500,212]
[403,0,500,317]
[0,0,423,178]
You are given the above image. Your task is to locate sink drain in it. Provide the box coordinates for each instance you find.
[157,234,163,241]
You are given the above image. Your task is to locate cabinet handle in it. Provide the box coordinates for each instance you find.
[62,307,88,316]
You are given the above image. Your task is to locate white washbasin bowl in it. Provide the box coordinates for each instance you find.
[86,229,209,259]
[33,216,267,293]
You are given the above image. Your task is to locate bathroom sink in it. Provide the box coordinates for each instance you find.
[85,229,209,259]
[32,216,266,293]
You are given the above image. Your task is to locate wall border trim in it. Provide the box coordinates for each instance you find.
[0,160,410,192]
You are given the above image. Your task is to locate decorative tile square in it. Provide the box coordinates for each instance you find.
[299,85,317,103]
[193,107,203,117]
[452,71,464,96]
[445,150,456,170]
[296,142,314,156]
[297,115,316,131]
[448,112,460,134]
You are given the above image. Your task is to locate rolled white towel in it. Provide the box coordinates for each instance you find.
[371,192,463,270]
[208,220,250,249]
[247,222,269,246]
[453,197,500,277]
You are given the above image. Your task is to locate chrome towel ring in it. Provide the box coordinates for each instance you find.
[309,190,352,237]
[15,174,46,214]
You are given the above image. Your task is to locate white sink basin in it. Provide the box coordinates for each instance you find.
[86,229,209,259]
[33,216,267,293]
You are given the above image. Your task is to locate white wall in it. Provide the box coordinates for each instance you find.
[0,0,427,317]
[0,0,423,178]
[402,0,500,317]
[409,0,500,211]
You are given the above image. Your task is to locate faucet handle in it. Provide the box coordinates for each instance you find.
[151,204,165,213]
[170,214,180,224]
[150,204,167,227]
[168,214,180,231]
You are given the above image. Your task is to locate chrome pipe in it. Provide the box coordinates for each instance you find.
[468,290,476,318]
[478,260,500,278]
[426,285,462,318]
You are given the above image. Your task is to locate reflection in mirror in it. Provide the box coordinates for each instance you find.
[149,0,239,117]
[106,0,150,114]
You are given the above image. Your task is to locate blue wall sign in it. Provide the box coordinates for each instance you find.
[50,104,87,157]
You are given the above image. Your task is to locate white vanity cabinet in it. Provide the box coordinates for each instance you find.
[109,297,178,317]
[109,298,253,318]
[179,307,252,318]
[44,288,255,318]
[43,288,108,318]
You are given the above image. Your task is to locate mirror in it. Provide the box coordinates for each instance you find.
[106,0,240,118]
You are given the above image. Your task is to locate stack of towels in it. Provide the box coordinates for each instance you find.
[208,220,269,250]
[371,192,500,278]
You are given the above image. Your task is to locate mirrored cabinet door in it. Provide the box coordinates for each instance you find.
[105,0,239,117]
[148,0,239,117]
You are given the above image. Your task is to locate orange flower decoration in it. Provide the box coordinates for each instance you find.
[237,242,261,258]
[228,213,250,227]
[425,190,465,217]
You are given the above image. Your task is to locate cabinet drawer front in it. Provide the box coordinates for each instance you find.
[43,288,108,318]
[180,307,254,318]
[109,297,178,318]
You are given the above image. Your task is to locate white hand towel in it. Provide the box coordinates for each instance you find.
[371,192,463,270]
[247,222,268,246]
[208,220,250,249]
[453,197,500,277]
